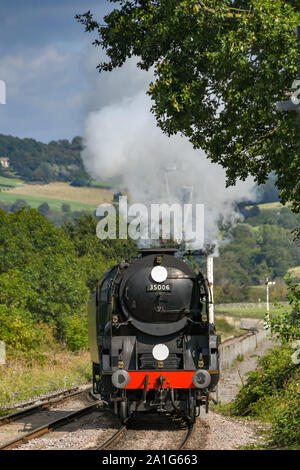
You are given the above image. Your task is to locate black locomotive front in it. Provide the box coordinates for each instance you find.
[88,248,219,422]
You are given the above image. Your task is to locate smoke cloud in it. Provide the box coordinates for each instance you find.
[81,52,258,250]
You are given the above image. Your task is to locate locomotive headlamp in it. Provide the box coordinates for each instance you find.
[152,344,169,361]
[192,370,211,389]
[151,266,168,283]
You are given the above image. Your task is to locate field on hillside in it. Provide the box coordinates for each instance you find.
[4,182,113,205]
[0,180,114,212]
[288,266,300,277]
[0,175,24,189]
[0,191,100,211]
[215,302,291,319]
[246,201,292,211]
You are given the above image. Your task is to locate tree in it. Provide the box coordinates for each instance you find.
[0,209,136,352]
[215,220,300,287]
[77,0,300,211]
[38,202,50,216]
[62,203,71,213]
[0,208,91,347]
[0,133,85,183]
[71,169,91,187]
[270,276,300,343]
[11,199,29,212]
[62,213,138,288]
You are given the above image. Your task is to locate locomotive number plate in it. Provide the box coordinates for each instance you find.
[146,284,172,292]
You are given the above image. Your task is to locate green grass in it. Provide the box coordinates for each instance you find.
[90,179,113,189]
[0,175,24,189]
[215,303,291,319]
[214,317,244,338]
[245,201,292,211]
[0,351,92,411]
[215,305,265,319]
[0,191,97,212]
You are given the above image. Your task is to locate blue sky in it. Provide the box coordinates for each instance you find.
[0,0,112,142]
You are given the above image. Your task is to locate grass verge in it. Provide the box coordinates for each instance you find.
[215,345,300,449]
[214,317,244,339]
[0,350,92,412]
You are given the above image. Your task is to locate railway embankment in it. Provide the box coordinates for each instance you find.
[185,334,276,450]
[219,328,270,372]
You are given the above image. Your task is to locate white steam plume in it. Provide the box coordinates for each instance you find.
[81,53,257,249]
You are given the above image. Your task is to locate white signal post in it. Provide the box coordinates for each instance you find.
[265,277,276,325]
[207,255,214,324]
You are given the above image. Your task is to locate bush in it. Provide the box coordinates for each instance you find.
[62,313,88,352]
[270,276,300,343]
[62,203,71,213]
[70,169,91,187]
[270,382,300,447]
[214,284,250,303]
[38,202,50,216]
[11,199,29,212]
[0,304,54,359]
[226,345,300,448]
[230,346,296,418]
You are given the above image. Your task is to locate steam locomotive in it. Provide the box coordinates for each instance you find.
[88,248,219,423]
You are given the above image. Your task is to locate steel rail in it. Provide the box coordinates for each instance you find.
[178,423,194,450]
[97,422,129,450]
[1,385,84,412]
[97,416,194,451]
[0,388,91,427]
[0,400,102,450]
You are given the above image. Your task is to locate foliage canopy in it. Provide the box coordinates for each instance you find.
[0,134,89,184]
[0,209,137,354]
[77,0,300,211]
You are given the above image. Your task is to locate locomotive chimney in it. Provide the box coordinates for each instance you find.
[206,255,214,324]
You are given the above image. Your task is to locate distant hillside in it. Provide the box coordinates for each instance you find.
[255,172,280,204]
[236,173,281,217]
[214,205,300,302]
[0,134,91,185]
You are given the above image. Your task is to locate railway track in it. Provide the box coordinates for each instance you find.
[1,385,87,412]
[1,389,195,451]
[97,417,194,451]
[178,422,194,449]
[0,388,90,427]
[97,422,128,450]
[0,389,102,450]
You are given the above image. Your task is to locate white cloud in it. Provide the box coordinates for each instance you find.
[0,46,74,97]
[0,44,86,140]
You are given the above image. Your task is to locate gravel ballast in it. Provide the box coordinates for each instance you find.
[8,337,274,450]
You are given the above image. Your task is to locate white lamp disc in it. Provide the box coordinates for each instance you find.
[151,266,168,283]
[152,344,169,361]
